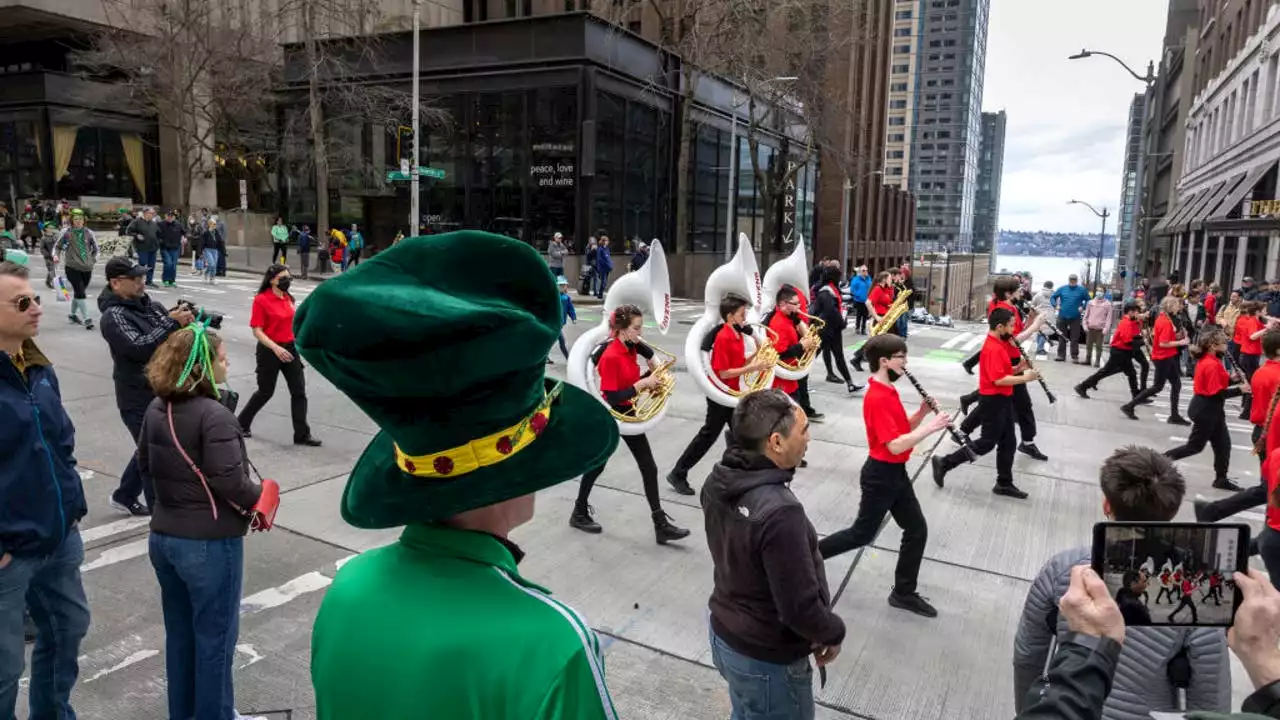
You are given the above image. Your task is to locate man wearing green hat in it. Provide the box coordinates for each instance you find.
[299,231,622,719]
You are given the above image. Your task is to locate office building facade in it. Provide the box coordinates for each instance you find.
[972,110,1005,256]
[882,0,991,254]
[1118,94,1146,267]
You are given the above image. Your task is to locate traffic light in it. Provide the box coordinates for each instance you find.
[395,125,414,160]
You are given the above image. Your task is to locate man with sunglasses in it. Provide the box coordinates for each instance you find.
[0,260,91,719]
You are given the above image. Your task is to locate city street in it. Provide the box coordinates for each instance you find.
[17,268,1268,720]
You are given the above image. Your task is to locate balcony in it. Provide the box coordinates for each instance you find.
[0,70,153,123]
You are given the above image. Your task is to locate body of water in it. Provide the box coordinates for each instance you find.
[993,255,1118,291]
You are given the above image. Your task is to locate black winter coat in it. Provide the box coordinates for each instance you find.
[98,288,179,413]
[138,396,262,539]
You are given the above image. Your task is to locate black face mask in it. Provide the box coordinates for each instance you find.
[886,368,902,383]
[733,323,752,334]
[276,276,292,292]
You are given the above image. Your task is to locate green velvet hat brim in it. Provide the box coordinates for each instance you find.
[340,379,619,528]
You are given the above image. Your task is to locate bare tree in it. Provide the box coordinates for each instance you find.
[75,0,277,208]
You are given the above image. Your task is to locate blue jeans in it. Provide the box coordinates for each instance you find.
[137,250,157,284]
[0,527,91,720]
[161,248,180,284]
[202,249,219,279]
[1035,334,1047,354]
[149,533,244,720]
[709,628,814,720]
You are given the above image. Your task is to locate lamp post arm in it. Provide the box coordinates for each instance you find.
[1077,49,1154,84]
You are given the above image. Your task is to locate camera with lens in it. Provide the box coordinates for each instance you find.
[175,299,224,329]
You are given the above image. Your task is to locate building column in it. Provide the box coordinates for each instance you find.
[1171,235,1182,276]
[1183,231,1194,279]
[1237,236,1252,291]
[1213,235,1226,286]
[1266,234,1280,283]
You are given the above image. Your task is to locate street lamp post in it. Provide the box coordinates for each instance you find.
[839,169,883,280]
[409,0,422,235]
[726,76,797,260]
[1069,200,1110,291]
[1069,50,1156,297]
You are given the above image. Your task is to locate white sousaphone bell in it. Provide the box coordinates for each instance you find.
[567,240,673,436]
[760,235,816,381]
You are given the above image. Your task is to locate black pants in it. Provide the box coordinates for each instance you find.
[272,244,288,264]
[1133,346,1150,390]
[1168,594,1198,624]
[939,394,1016,484]
[962,350,980,374]
[1080,348,1138,396]
[237,342,311,440]
[671,400,735,481]
[960,382,1035,443]
[853,303,870,334]
[113,402,155,508]
[1126,356,1182,414]
[298,250,311,279]
[818,459,927,594]
[1200,425,1268,521]
[1165,400,1231,480]
[63,267,91,299]
[1056,317,1082,360]
[1238,353,1261,417]
[578,433,661,513]
[792,377,815,414]
[821,329,852,384]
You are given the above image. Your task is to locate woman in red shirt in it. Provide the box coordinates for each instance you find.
[569,304,690,545]
[1164,327,1249,489]
[1121,295,1190,423]
[236,264,321,446]
[1234,301,1268,420]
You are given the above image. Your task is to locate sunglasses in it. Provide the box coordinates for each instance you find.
[11,295,40,313]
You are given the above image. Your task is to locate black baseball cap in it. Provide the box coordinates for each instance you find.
[105,257,149,280]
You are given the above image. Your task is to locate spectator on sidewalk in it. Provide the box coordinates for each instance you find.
[547,231,567,278]
[212,214,228,277]
[1083,291,1113,368]
[197,218,224,285]
[582,236,598,296]
[849,265,873,334]
[1052,274,1090,363]
[594,235,613,299]
[296,225,312,280]
[702,389,844,720]
[1030,281,1056,358]
[0,260,91,720]
[270,217,290,265]
[158,209,185,288]
[127,207,163,288]
[629,240,650,272]
[345,224,364,270]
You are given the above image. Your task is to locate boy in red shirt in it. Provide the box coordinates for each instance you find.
[1164,327,1249,491]
[1074,301,1145,399]
[667,293,772,495]
[1234,301,1268,419]
[1121,295,1191,423]
[767,285,820,420]
[818,335,951,617]
[931,307,1040,499]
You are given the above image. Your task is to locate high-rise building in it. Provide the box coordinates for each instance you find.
[1117,94,1146,266]
[973,110,1006,257]
[882,0,991,254]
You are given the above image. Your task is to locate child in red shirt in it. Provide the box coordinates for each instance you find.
[1075,301,1145,399]
[570,304,691,545]
[818,334,951,618]
[1122,295,1191,423]
[1165,327,1250,490]
[1234,301,1268,420]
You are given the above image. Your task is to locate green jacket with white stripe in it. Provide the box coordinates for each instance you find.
[311,523,617,720]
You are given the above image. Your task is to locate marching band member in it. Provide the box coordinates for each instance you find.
[1121,295,1190,423]
[1163,327,1249,492]
[1075,301,1146,401]
[811,265,862,395]
[570,304,691,544]
[768,286,821,424]
[850,271,897,372]
[667,293,771,496]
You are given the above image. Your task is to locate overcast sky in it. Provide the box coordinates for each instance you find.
[984,0,1170,234]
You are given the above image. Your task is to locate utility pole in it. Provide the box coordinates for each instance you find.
[409,0,421,236]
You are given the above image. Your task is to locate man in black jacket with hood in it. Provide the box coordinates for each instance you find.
[99,257,193,515]
[702,388,844,719]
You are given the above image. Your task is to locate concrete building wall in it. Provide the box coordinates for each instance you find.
[883,0,922,192]
[1118,94,1145,263]
[973,110,1005,257]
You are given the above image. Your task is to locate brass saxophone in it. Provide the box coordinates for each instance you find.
[616,342,677,424]
[871,290,912,336]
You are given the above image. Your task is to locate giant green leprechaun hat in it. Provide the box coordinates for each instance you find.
[294,231,619,528]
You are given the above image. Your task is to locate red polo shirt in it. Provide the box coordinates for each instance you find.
[249,291,297,344]
[1251,360,1280,426]
[1263,453,1280,531]
[1192,353,1231,397]
[1110,316,1141,350]
[769,311,800,395]
[868,285,894,315]
[1150,314,1178,361]
[993,300,1024,362]
[1236,315,1264,355]
[710,323,746,391]
[864,379,912,463]
[597,338,640,408]
[979,334,1013,396]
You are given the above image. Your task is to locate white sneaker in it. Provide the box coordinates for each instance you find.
[234,713,270,720]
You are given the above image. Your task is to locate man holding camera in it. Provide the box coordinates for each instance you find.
[99,257,193,515]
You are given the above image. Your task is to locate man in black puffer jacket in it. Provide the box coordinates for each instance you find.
[701,388,844,720]
[98,257,193,516]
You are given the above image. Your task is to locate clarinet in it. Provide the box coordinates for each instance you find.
[902,368,977,461]
[1018,347,1057,404]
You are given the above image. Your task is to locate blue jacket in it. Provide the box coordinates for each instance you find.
[0,341,87,558]
[297,230,312,252]
[849,274,873,303]
[595,246,613,274]
[559,292,577,328]
[1052,284,1090,321]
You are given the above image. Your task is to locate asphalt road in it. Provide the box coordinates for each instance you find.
[14,270,1268,719]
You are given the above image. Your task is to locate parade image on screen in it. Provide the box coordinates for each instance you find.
[1098,524,1241,627]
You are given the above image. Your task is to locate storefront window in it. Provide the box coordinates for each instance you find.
[623,102,656,248]
[528,86,577,248]
[590,91,625,249]
[423,95,465,234]
[691,123,730,253]
[469,92,526,242]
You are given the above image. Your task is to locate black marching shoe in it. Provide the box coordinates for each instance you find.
[653,510,691,545]
[1192,498,1211,523]
[1018,443,1048,461]
[992,482,1029,500]
[960,395,974,416]
[83,318,94,331]
[847,383,864,394]
[1213,477,1244,492]
[1073,384,1090,399]
[1120,404,1138,420]
[569,504,602,534]
[888,589,938,618]
[1167,414,1190,426]
[806,409,825,423]
[68,314,81,325]
[294,436,323,447]
[850,357,864,373]
[665,471,695,496]
[1135,397,1154,405]
[825,374,844,384]
[1239,411,1251,421]
[930,455,948,488]
[799,459,809,468]
[110,497,151,517]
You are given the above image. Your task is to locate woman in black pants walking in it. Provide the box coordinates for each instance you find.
[1122,295,1190,423]
[1165,327,1247,491]
[237,265,322,446]
[811,266,862,394]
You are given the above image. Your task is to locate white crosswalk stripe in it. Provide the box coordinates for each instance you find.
[1169,436,1254,452]
[961,334,985,352]
[941,332,971,349]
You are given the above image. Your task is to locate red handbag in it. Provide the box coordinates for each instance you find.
[168,403,280,533]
